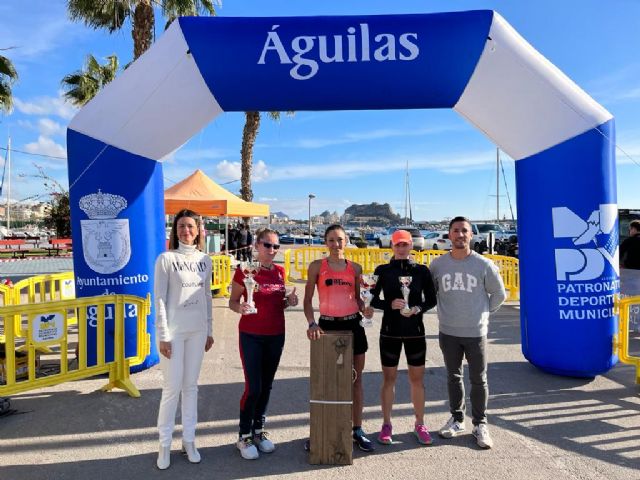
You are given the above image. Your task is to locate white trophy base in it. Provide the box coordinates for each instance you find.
[360,317,373,328]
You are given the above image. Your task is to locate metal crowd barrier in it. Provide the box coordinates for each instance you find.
[614,295,640,384]
[0,293,150,397]
[284,247,520,301]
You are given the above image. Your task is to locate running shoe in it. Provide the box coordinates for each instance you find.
[472,423,494,449]
[236,436,259,460]
[353,427,375,452]
[253,431,275,453]
[438,416,466,438]
[377,423,393,445]
[414,424,433,445]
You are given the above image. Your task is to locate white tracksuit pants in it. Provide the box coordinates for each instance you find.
[157,331,207,446]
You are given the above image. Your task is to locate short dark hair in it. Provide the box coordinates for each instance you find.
[169,209,203,250]
[630,219,640,232]
[448,216,472,230]
[324,224,346,240]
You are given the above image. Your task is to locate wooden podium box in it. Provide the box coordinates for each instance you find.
[309,331,353,465]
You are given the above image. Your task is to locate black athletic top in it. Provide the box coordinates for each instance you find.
[371,258,437,338]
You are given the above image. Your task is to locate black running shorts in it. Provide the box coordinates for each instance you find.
[379,335,426,367]
[318,314,368,355]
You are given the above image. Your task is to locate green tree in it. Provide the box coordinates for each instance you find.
[66,0,217,60]
[61,54,119,107]
[45,192,71,238]
[0,53,18,114]
[20,165,70,237]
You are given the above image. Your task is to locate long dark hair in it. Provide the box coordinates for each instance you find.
[169,209,204,250]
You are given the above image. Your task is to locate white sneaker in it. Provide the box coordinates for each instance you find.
[156,444,171,470]
[181,441,201,463]
[438,416,466,438]
[254,431,275,453]
[236,436,259,460]
[472,423,494,449]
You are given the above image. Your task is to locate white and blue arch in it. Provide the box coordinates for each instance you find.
[67,10,617,376]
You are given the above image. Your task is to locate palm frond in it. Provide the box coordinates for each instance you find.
[0,55,18,83]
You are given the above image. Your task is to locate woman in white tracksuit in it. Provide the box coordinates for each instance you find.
[154,209,214,470]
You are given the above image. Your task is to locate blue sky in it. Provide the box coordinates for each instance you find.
[1,0,639,222]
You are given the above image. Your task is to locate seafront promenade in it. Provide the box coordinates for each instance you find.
[0,257,638,480]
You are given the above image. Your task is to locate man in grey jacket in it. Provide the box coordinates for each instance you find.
[430,216,506,449]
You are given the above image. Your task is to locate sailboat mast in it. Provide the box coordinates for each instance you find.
[403,161,411,225]
[496,148,500,224]
[408,161,413,224]
[6,136,10,231]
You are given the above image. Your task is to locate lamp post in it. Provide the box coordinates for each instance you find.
[308,194,316,245]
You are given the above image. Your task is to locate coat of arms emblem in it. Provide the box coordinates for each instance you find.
[79,190,131,274]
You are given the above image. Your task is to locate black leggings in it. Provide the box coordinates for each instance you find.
[238,332,285,436]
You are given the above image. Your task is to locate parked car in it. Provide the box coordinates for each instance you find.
[424,231,451,250]
[494,234,519,258]
[377,226,425,251]
[470,223,509,253]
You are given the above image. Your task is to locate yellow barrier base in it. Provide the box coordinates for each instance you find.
[101,378,140,398]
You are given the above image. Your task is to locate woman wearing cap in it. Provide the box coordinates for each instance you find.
[303,224,375,452]
[370,229,437,446]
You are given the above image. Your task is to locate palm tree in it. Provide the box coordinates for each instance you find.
[67,0,217,60]
[61,54,119,107]
[240,111,293,203]
[0,54,18,114]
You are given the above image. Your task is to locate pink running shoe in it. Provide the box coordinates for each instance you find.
[377,423,393,445]
[414,424,433,445]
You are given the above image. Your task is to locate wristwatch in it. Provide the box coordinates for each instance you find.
[308,321,318,328]
[413,306,422,315]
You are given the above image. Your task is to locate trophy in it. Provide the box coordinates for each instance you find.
[399,276,412,315]
[241,261,261,314]
[359,274,378,328]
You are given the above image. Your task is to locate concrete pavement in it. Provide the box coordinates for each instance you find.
[0,274,639,479]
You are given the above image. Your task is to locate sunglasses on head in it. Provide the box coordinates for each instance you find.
[261,242,281,250]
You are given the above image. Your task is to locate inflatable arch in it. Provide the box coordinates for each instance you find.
[67,10,618,376]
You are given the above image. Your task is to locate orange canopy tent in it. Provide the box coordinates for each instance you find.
[164,169,269,217]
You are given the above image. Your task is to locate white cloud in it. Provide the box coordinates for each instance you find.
[280,124,465,149]
[38,118,66,137]
[0,4,86,62]
[588,65,640,105]
[263,150,501,182]
[14,93,77,120]
[174,147,233,162]
[214,159,269,182]
[23,136,66,159]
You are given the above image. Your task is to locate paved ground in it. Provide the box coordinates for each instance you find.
[0,258,639,480]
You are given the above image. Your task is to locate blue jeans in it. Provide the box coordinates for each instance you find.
[238,332,285,436]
